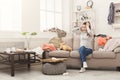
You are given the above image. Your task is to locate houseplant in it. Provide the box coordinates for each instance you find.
[22,32,37,50]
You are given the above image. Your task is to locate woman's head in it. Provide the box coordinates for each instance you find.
[80,21,91,32]
[80,21,92,37]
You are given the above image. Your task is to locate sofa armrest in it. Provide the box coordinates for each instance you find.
[114,47,120,53]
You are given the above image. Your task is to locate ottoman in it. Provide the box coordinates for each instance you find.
[42,62,66,75]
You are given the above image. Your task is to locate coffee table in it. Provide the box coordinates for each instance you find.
[0,51,36,76]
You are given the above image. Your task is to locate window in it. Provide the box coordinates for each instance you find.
[0,0,21,31]
[40,0,62,32]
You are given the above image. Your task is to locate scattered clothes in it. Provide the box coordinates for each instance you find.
[97,36,112,46]
[32,47,43,54]
[108,2,115,25]
[98,37,107,46]
[42,43,56,51]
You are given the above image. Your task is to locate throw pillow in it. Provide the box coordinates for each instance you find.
[104,39,120,51]
[49,37,62,48]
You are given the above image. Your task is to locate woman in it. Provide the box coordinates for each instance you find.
[73,21,93,73]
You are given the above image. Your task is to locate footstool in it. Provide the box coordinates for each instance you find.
[42,58,67,75]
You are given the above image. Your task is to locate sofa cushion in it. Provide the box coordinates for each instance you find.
[73,34,80,50]
[92,51,116,59]
[62,37,73,49]
[70,50,92,59]
[49,50,70,58]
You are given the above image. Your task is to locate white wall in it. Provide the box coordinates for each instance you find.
[22,0,40,32]
[73,0,120,37]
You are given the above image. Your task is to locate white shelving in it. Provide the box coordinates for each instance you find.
[72,9,95,32]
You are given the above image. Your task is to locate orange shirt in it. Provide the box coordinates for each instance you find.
[97,37,107,46]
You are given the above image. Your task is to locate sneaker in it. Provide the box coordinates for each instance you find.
[83,62,88,68]
[63,72,69,76]
[79,68,86,73]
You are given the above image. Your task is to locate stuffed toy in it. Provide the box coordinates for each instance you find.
[59,42,72,51]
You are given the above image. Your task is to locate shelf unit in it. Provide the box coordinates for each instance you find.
[72,9,95,32]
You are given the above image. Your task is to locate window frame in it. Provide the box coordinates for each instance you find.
[40,0,63,32]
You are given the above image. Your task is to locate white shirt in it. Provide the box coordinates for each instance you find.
[80,32,92,49]
[72,27,93,49]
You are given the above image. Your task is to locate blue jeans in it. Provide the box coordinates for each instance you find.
[78,46,93,62]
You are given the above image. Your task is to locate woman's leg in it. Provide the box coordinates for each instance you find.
[78,46,86,70]
[79,47,93,62]
[85,48,93,56]
[78,46,86,62]
[82,48,93,68]
[78,46,93,73]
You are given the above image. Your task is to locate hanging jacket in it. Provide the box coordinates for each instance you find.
[108,2,115,25]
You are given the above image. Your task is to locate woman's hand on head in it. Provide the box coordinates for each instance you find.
[86,22,90,27]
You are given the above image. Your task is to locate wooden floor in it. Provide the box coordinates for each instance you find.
[0,64,120,80]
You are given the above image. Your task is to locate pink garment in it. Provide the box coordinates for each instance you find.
[42,43,56,51]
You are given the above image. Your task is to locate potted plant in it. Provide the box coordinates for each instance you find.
[22,32,37,50]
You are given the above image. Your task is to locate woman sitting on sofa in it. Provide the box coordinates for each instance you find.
[73,21,94,73]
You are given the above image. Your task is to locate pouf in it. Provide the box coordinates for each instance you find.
[42,62,66,75]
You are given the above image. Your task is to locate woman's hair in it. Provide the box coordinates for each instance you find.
[81,21,92,37]
[82,21,91,30]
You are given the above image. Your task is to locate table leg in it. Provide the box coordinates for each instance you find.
[27,53,31,70]
[10,54,15,77]
[34,53,36,63]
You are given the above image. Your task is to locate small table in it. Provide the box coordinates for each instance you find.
[0,51,36,77]
[41,58,67,75]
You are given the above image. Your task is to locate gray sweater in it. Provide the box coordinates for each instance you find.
[72,27,93,49]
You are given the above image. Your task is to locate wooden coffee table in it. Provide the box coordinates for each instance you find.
[0,51,36,77]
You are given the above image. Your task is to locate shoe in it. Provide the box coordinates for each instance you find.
[79,68,86,73]
[63,72,69,76]
[83,62,88,68]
